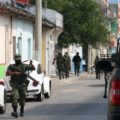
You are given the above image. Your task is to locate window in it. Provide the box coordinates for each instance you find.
[13,36,16,56]
[37,64,42,74]
[28,38,31,59]
[18,37,22,55]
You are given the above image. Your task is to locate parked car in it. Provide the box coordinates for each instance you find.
[4,60,51,101]
[107,38,120,120]
[107,67,120,120]
[0,79,6,114]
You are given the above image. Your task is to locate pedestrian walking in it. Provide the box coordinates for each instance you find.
[94,56,100,79]
[6,54,35,118]
[72,52,81,76]
[53,52,64,79]
[63,52,71,78]
[82,57,87,72]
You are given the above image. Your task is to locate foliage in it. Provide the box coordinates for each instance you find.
[43,0,109,47]
[30,0,35,5]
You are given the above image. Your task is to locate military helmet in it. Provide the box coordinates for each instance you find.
[14,54,21,60]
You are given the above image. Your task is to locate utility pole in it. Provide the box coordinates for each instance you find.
[35,0,42,63]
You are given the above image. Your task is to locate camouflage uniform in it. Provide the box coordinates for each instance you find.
[56,53,64,79]
[94,56,100,79]
[64,53,71,78]
[6,54,35,117]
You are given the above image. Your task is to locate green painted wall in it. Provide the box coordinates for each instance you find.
[0,65,5,79]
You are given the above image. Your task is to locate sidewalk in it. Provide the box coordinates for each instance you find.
[77,72,96,80]
[50,72,97,83]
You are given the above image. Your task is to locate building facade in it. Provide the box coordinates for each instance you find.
[0,0,63,78]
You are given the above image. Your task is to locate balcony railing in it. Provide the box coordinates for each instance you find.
[0,0,63,29]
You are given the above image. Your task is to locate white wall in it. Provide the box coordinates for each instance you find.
[12,18,33,61]
[44,27,64,75]
[43,9,63,29]
[45,28,55,75]
[0,14,11,64]
[62,45,83,58]
[62,45,83,73]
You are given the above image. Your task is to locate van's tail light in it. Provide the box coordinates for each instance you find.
[0,80,4,86]
[110,80,120,106]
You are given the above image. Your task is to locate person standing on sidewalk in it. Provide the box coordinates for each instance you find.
[72,52,81,76]
[6,54,35,118]
[82,57,87,72]
[63,52,71,78]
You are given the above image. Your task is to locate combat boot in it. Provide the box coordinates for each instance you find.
[20,105,24,117]
[11,106,18,118]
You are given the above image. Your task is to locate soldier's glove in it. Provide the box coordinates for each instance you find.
[32,80,39,86]
[29,60,35,70]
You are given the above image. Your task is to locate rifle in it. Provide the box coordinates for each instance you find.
[12,65,39,86]
[89,66,95,69]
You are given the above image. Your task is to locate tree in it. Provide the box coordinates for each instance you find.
[44,0,109,48]
[30,0,35,5]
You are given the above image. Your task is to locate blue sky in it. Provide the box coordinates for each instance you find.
[109,0,118,3]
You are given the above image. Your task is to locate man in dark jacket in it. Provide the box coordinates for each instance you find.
[72,52,81,76]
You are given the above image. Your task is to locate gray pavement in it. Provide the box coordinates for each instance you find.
[50,72,108,120]
[1,72,108,120]
[50,72,97,85]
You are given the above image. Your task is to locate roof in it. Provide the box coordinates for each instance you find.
[0,2,34,19]
[0,2,56,28]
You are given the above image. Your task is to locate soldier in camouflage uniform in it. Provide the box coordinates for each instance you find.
[53,52,64,79]
[94,56,100,79]
[64,52,71,78]
[56,52,65,79]
[6,54,35,118]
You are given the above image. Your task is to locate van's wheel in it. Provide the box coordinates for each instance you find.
[36,85,44,101]
[44,82,51,98]
[0,90,7,114]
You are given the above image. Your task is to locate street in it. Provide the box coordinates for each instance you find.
[0,1,117,120]
[1,72,107,120]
